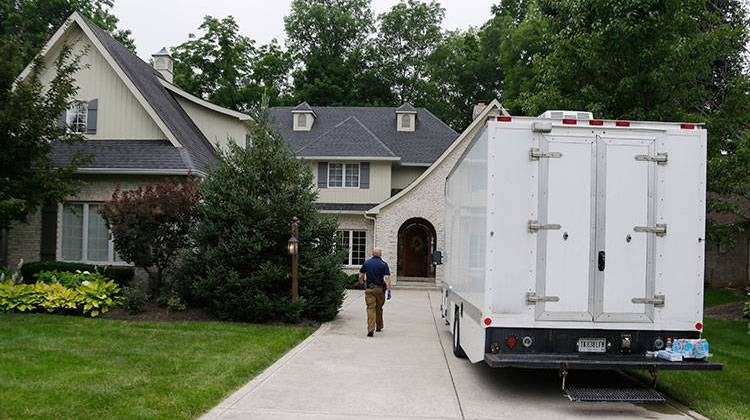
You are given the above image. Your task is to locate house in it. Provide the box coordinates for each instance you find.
[268,101,508,283]
[2,12,511,287]
[704,196,750,289]
[2,12,249,269]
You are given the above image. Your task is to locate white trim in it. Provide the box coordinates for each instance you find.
[338,229,367,266]
[299,156,400,162]
[398,162,431,167]
[74,168,207,177]
[366,99,508,214]
[319,210,367,215]
[161,80,252,121]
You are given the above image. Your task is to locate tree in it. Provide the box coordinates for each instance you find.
[0,39,86,230]
[0,0,134,65]
[374,0,445,104]
[172,16,293,111]
[284,0,375,105]
[176,100,345,323]
[99,178,200,296]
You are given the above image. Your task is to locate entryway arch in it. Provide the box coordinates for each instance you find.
[397,218,436,279]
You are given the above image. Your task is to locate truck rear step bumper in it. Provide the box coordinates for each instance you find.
[485,353,722,371]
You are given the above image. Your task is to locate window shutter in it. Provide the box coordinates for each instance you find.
[40,202,58,261]
[360,162,370,189]
[245,134,252,148]
[317,162,328,188]
[85,99,98,134]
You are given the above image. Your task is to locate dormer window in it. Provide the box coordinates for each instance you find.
[66,101,88,134]
[395,103,417,132]
[292,102,316,131]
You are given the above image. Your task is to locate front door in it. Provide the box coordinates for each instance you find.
[398,221,435,278]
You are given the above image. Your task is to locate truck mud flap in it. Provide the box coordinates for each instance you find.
[484,353,722,371]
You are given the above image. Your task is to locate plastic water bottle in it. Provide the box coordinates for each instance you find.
[387,289,392,300]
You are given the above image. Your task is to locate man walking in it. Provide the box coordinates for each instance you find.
[359,247,391,337]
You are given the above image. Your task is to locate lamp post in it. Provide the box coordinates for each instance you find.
[288,217,300,301]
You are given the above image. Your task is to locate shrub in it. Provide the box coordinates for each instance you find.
[121,280,148,314]
[35,270,110,288]
[177,104,345,323]
[744,302,750,319]
[77,279,121,317]
[338,272,361,290]
[0,281,43,312]
[21,261,134,286]
[165,294,186,312]
[39,282,81,313]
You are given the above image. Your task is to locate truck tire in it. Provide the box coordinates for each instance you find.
[452,308,467,358]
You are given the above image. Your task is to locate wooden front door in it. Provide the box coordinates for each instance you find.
[398,220,435,278]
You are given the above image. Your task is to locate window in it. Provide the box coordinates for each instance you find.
[296,113,307,128]
[61,203,123,264]
[66,101,88,134]
[328,163,359,188]
[337,230,367,266]
[401,114,410,129]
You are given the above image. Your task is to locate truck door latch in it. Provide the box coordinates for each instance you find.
[631,295,665,307]
[528,220,562,232]
[526,292,560,304]
[530,148,563,160]
[635,153,668,164]
[633,224,668,237]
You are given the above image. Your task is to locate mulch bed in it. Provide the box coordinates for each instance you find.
[705,302,748,321]
[102,303,217,322]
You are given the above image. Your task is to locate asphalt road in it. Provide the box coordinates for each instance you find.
[203,289,697,420]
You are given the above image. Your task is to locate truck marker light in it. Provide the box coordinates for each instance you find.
[497,116,512,122]
[522,336,533,348]
[695,322,703,331]
[681,123,695,129]
[483,317,492,326]
[562,118,577,125]
[506,336,517,349]
[589,119,604,126]
[615,121,630,127]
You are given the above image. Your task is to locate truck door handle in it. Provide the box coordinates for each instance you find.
[598,251,605,271]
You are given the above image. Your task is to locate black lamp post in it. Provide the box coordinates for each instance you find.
[288,217,300,301]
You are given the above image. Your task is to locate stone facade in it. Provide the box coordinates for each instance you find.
[333,213,374,274]
[6,210,42,269]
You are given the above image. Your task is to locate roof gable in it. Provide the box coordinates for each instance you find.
[297,116,397,159]
[268,106,457,165]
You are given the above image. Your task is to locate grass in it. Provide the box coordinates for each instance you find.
[0,313,313,420]
[704,287,747,308]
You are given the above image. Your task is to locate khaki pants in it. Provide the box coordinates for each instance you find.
[365,287,385,333]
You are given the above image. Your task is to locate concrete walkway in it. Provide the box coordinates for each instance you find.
[203,290,696,420]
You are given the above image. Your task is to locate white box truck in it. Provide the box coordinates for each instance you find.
[441,110,721,378]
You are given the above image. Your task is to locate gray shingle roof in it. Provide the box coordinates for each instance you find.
[52,140,193,171]
[79,16,216,173]
[395,102,417,113]
[297,116,396,158]
[269,106,457,165]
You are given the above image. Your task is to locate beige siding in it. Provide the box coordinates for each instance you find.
[309,160,392,204]
[176,97,248,150]
[391,166,426,190]
[39,25,165,140]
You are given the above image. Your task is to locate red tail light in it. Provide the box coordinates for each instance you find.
[681,123,695,129]
[562,118,577,125]
[695,322,703,331]
[506,336,517,349]
[589,119,604,126]
[483,317,492,326]
[497,116,512,122]
[615,121,630,127]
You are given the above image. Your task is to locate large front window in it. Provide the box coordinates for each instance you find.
[328,163,359,188]
[61,203,122,263]
[337,230,366,266]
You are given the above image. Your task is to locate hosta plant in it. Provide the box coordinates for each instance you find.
[0,281,43,312]
[77,279,121,317]
[39,282,82,312]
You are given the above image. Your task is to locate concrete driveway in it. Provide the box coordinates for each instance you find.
[203,290,698,420]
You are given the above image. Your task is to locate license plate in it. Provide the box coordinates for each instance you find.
[577,338,606,353]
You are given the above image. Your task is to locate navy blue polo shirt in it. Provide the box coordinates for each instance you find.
[360,256,390,289]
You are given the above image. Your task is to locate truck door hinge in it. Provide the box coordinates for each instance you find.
[530,148,563,160]
[631,295,665,307]
[633,224,667,237]
[635,153,668,165]
[526,292,560,304]
[528,220,562,232]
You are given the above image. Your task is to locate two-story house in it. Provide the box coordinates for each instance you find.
[3,12,249,269]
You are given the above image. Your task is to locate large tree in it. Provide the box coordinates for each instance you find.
[0,0,134,65]
[0,40,85,230]
[284,0,375,105]
[374,0,445,105]
[172,15,293,111]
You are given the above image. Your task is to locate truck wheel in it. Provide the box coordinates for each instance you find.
[452,308,467,358]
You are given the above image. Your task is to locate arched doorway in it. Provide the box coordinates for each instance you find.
[397,218,436,278]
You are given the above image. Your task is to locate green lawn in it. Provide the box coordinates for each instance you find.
[704,287,747,308]
[0,313,313,420]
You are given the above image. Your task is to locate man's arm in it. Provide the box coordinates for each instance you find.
[359,264,367,285]
[384,263,392,290]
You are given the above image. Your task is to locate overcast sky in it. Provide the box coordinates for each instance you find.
[112,0,498,59]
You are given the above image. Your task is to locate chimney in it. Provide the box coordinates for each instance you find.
[472,102,487,120]
[152,47,173,83]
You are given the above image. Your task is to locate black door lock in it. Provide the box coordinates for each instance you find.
[598,251,606,271]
